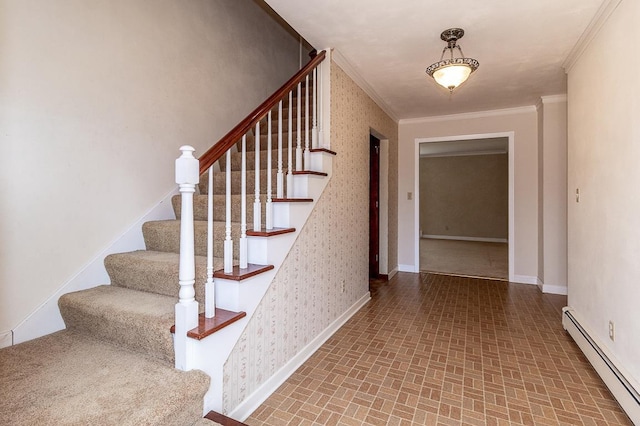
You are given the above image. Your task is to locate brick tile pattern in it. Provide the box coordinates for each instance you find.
[246,273,632,425]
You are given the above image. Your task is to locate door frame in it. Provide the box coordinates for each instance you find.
[370,134,380,278]
[413,132,515,281]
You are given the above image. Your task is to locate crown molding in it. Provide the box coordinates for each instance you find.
[330,48,399,123]
[541,94,568,104]
[563,0,623,73]
[399,105,536,125]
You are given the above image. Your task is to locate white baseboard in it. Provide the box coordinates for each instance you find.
[229,292,372,421]
[398,264,418,273]
[421,234,508,243]
[12,188,179,344]
[540,283,568,295]
[388,267,398,280]
[511,274,540,285]
[0,330,13,348]
[563,308,640,424]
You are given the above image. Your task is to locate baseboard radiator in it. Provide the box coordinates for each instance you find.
[562,308,640,424]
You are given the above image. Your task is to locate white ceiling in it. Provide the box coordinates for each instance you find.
[264,0,604,120]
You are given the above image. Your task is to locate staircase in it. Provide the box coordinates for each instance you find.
[0,51,330,423]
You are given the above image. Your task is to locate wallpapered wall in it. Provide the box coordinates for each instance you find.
[222,60,398,412]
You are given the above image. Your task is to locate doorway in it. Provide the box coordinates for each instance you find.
[369,134,380,279]
[414,133,515,280]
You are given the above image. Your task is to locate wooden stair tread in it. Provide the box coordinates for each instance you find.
[170,309,246,340]
[214,263,274,281]
[247,227,295,237]
[293,170,328,176]
[205,411,248,425]
[273,198,313,203]
[310,147,337,155]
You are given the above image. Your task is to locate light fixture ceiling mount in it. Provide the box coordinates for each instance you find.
[426,28,479,93]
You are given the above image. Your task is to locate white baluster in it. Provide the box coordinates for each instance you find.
[295,82,302,172]
[205,165,215,318]
[240,135,248,269]
[304,74,310,169]
[287,91,294,198]
[254,121,262,232]
[277,100,284,199]
[174,145,199,370]
[317,62,324,148]
[223,150,233,274]
[266,111,273,230]
[312,68,318,152]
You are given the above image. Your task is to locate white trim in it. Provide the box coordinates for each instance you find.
[540,284,568,295]
[12,187,179,344]
[377,138,390,275]
[230,292,372,421]
[331,49,399,122]
[398,264,419,273]
[400,106,536,125]
[421,234,508,243]
[0,330,13,349]
[563,308,640,425]
[387,268,398,280]
[511,275,540,285]
[563,0,623,73]
[414,132,515,282]
[420,149,507,158]
[541,94,567,104]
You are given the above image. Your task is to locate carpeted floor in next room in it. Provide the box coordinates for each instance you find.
[246,272,631,425]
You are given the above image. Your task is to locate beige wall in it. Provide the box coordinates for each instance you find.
[0,0,301,334]
[223,60,398,412]
[420,154,508,239]
[399,110,539,280]
[567,0,640,385]
[539,97,567,292]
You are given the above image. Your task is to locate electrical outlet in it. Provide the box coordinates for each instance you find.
[341,281,345,293]
[609,320,615,341]
[576,188,580,203]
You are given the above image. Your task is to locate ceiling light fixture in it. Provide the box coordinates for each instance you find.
[426,28,479,93]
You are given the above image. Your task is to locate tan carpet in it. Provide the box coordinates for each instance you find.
[420,238,508,280]
[0,330,210,425]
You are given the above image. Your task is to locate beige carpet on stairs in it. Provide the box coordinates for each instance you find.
[0,330,211,425]
[0,107,305,425]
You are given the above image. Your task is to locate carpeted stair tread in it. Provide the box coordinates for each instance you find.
[0,330,209,425]
[59,285,176,363]
[172,194,265,223]
[143,220,241,258]
[220,147,298,172]
[105,250,223,300]
[200,169,282,195]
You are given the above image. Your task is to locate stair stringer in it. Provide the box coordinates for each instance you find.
[186,151,334,414]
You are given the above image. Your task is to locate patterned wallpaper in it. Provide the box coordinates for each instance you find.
[222,59,398,412]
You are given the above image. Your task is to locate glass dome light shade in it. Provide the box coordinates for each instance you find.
[433,64,472,92]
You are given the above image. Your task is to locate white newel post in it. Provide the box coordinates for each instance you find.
[174,145,199,371]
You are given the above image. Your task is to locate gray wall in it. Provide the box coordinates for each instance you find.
[420,154,508,239]
[0,0,303,334]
